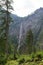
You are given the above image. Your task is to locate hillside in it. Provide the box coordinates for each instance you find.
[0,7,43,51]
[9,7,43,48]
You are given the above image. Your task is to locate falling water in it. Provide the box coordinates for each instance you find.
[17,23,23,52]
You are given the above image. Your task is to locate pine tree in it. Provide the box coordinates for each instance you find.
[25,29,33,54]
[0,0,13,56]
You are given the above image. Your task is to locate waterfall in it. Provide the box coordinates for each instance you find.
[17,23,23,52]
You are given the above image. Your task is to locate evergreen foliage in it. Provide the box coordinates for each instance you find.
[25,29,34,54]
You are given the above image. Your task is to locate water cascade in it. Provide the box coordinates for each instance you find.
[17,23,23,52]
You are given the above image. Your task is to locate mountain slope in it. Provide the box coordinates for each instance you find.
[10,7,43,44]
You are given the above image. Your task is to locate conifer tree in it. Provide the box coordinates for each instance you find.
[25,29,33,54]
[0,0,13,56]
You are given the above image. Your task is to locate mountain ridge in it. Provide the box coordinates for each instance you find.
[10,7,43,48]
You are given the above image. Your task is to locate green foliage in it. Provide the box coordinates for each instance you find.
[18,58,25,64]
[5,60,18,65]
[39,61,43,65]
[5,52,43,65]
[25,29,34,54]
[0,0,13,51]
[0,53,7,65]
[0,1,14,65]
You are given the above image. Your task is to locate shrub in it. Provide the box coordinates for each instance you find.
[5,60,18,65]
[39,62,43,65]
[35,53,42,61]
[19,58,25,64]
[0,53,7,65]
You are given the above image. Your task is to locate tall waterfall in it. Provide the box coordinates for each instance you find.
[17,23,23,52]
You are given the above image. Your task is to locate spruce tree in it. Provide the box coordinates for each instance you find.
[0,0,13,56]
[25,29,33,54]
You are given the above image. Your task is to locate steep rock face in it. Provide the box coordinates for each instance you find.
[10,7,43,44]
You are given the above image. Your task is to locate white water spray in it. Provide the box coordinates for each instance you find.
[17,23,23,52]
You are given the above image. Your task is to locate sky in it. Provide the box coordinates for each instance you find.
[12,0,43,17]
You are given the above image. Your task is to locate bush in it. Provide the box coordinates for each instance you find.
[7,54,14,60]
[34,52,43,61]
[5,60,18,65]
[0,53,7,65]
[39,61,43,65]
[19,58,25,64]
